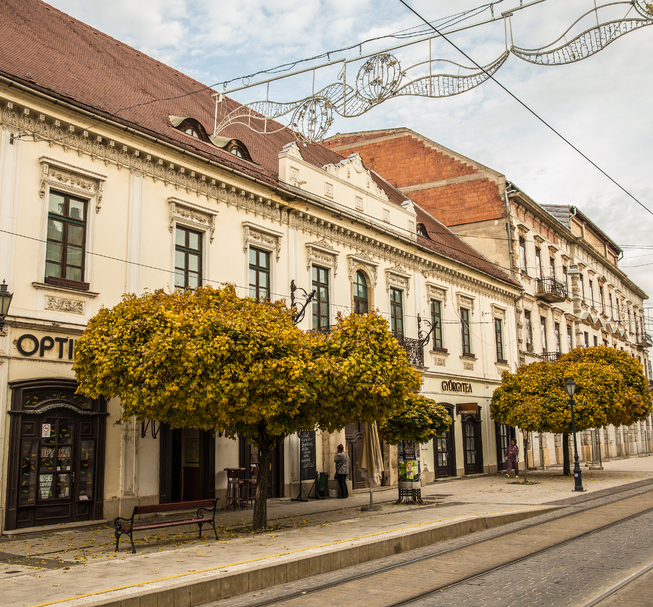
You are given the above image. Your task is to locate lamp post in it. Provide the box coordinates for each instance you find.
[0,280,13,331]
[565,377,584,492]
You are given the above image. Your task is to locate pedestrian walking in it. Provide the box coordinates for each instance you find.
[334,444,350,498]
[505,438,519,478]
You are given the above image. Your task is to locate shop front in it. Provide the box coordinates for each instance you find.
[5,378,107,530]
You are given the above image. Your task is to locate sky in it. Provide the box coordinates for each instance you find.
[45,0,653,324]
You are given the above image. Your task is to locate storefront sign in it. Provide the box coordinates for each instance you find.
[16,334,75,359]
[456,403,479,416]
[441,380,473,394]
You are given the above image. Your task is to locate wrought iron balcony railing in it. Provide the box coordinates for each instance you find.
[536,277,567,303]
[396,335,425,367]
[638,332,653,347]
[541,351,561,362]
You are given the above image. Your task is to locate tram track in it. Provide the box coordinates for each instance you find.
[217,484,653,607]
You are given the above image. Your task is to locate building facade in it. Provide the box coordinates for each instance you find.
[0,0,521,531]
[325,128,652,467]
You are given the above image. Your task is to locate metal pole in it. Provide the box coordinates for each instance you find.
[570,395,584,491]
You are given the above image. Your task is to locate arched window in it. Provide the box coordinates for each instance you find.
[354,271,369,314]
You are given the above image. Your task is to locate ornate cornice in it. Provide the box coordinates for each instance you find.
[168,197,217,242]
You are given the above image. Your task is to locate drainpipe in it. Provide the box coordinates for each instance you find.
[503,181,517,278]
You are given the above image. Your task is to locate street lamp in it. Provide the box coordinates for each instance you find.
[0,280,13,331]
[565,377,584,492]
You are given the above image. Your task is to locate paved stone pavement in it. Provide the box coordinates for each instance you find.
[1,455,652,606]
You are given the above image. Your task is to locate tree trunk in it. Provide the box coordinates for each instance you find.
[562,434,571,476]
[253,445,272,530]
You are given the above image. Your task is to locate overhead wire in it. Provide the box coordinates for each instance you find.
[396,0,653,220]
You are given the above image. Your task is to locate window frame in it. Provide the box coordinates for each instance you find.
[311,265,330,330]
[44,190,89,290]
[460,307,472,356]
[353,270,369,314]
[540,316,548,353]
[430,299,444,350]
[249,247,271,302]
[519,237,527,273]
[535,247,543,279]
[174,225,203,290]
[390,287,404,338]
[494,317,506,362]
[524,310,533,352]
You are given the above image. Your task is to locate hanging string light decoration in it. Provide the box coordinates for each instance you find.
[213,0,652,143]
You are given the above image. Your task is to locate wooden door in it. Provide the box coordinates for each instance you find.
[463,417,483,475]
[6,379,106,531]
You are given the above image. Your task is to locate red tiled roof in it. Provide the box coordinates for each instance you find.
[0,0,518,289]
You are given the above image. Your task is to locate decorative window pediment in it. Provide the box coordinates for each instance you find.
[491,304,507,320]
[39,157,106,213]
[347,252,378,287]
[168,198,217,242]
[243,221,283,261]
[456,291,475,314]
[385,265,411,295]
[306,239,339,275]
[426,282,448,306]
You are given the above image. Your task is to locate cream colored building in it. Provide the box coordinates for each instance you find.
[0,0,523,532]
[324,128,652,469]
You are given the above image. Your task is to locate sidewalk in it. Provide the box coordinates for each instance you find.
[3,456,652,607]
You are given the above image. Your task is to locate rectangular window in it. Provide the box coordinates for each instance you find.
[311,266,329,330]
[580,274,585,303]
[495,318,505,362]
[589,280,595,309]
[431,299,443,349]
[249,247,270,301]
[174,226,202,289]
[554,322,561,353]
[600,286,605,314]
[390,288,403,338]
[549,256,555,279]
[519,237,527,273]
[540,316,548,353]
[594,335,598,347]
[567,325,573,351]
[535,247,542,279]
[45,191,87,287]
[563,266,568,294]
[584,332,589,348]
[609,294,614,320]
[461,307,471,355]
[524,310,533,352]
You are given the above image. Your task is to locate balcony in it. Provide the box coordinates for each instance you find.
[536,277,567,303]
[541,351,561,362]
[638,332,653,348]
[396,335,425,367]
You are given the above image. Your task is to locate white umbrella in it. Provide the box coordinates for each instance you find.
[358,422,384,510]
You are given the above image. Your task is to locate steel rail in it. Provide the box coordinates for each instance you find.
[582,561,653,607]
[231,484,653,607]
[389,504,653,606]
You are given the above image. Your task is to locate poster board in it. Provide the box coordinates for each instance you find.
[299,431,317,482]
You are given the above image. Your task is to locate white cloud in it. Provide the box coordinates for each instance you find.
[47,0,653,313]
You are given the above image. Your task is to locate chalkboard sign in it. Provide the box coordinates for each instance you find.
[299,431,317,481]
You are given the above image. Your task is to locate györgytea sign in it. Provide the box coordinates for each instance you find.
[441,380,473,393]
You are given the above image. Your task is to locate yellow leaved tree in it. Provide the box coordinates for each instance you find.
[491,346,651,475]
[74,285,424,528]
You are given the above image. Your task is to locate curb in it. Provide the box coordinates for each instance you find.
[42,507,554,607]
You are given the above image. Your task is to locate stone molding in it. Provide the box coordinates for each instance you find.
[44,296,85,315]
[39,156,106,213]
[347,252,378,287]
[426,282,448,306]
[243,221,283,260]
[306,239,339,276]
[385,264,411,295]
[168,197,217,242]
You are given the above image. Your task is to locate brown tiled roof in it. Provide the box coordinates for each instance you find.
[0,0,345,187]
[0,0,518,289]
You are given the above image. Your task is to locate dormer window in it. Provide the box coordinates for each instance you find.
[170,116,210,143]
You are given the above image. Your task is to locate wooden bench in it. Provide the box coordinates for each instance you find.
[114,498,219,553]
